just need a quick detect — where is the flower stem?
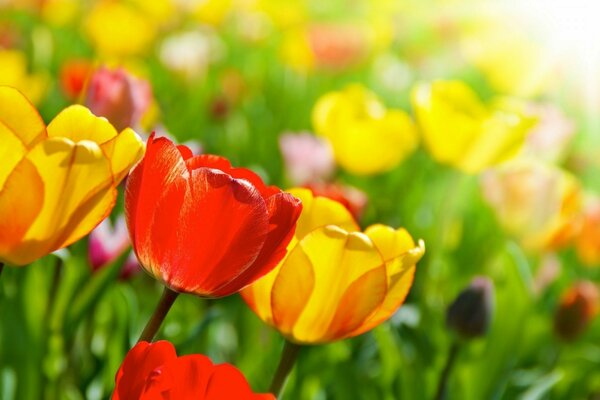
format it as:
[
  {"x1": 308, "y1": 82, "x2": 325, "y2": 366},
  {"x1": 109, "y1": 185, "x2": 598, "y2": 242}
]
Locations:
[
  {"x1": 269, "y1": 339, "x2": 301, "y2": 398},
  {"x1": 434, "y1": 341, "x2": 460, "y2": 400},
  {"x1": 137, "y1": 287, "x2": 179, "y2": 343},
  {"x1": 0, "y1": 262, "x2": 4, "y2": 279}
]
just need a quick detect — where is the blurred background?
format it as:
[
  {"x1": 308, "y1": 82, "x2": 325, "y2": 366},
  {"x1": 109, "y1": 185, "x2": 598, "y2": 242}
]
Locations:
[{"x1": 1, "y1": 0, "x2": 600, "y2": 399}]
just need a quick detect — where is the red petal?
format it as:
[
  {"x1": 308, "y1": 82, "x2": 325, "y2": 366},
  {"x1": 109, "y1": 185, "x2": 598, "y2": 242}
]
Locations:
[
  {"x1": 158, "y1": 168, "x2": 270, "y2": 296},
  {"x1": 125, "y1": 134, "x2": 187, "y2": 270},
  {"x1": 185, "y1": 154, "x2": 232, "y2": 171},
  {"x1": 205, "y1": 364, "x2": 272, "y2": 400},
  {"x1": 113, "y1": 341, "x2": 177, "y2": 400},
  {"x1": 177, "y1": 144, "x2": 194, "y2": 160},
  {"x1": 143, "y1": 354, "x2": 214, "y2": 398},
  {"x1": 212, "y1": 192, "x2": 302, "y2": 296}
]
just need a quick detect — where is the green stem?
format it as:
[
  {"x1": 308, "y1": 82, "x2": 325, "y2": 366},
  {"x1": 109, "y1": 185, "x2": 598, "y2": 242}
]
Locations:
[
  {"x1": 137, "y1": 287, "x2": 179, "y2": 343},
  {"x1": 434, "y1": 341, "x2": 460, "y2": 400},
  {"x1": 269, "y1": 339, "x2": 302, "y2": 398}
]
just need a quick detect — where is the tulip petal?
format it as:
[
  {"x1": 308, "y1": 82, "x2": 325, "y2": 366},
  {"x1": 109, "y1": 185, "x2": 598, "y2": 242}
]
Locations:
[
  {"x1": 100, "y1": 127, "x2": 145, "y2": 182},
  {"x1": 242, "y1": 188, "x2": 357, "y2": 325},
  {"x1": 326, "y1": 266, "x2": 387, "y2": 341},
  {"x1": 0, "y1": 86, "x2": 46, "y2": 148},
  {"x1": 0, "y1": 159, "x2": 43, "y2": 265},
  {"x1": 0, "y1": 120, "x2": 27, "y2": 190},
  {"x1": 213, "y1": 192, "x2": 301, "y2": 296},
  {"x1": 114, "y1": 341, "x2": 177, "y2": 400},
  {"x1": 206, "y1": 364, "x2": 273, "y2": 400},
  {"x1": 8, "y1": 138, "x2": 113, "y2": 263},
  {"x1": 349, "y1": 225, "x2": 425, "y2": 336},
  {"x1": 161, "y1": 168, "x2": 269, "y2": 296},
  {"x1": 275, "y1": 226, "x2": 385, "y2": 343},
  {"x1": 269, "y1": 237, "x2": 315, "y2": 337},
  {"x1": 125, "y1": 134, "x2": 188, "y2": 261},
  {"x1": 144, "y1": 354, "x2": 213, "y2": 398},
  {"x1": 47, "y1": 104, "x2": 117, "y2": 144},
  {"x1": 288, "y1": 188, "x2": 359, "y2": 239}
]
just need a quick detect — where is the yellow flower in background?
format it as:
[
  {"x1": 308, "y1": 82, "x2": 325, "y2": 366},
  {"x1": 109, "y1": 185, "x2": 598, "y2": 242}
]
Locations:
[
  {"x1": 0, "y1": 50, "x2": 48, "y2": 105},
  {"x1": 411, "y1": 80, "x2": 537, "y2": 174},
  {"x1": 85, "y1": 1, "x2": 156, "y2": 58},
  {"x1": 461, "y1": 18, "x2": 555, "y2": 98},
  {"x1": 481, "y1": 159, "x2": 581, "y2": 252},
  {"x1": 40, "y1": 0, "x2": 80, "y2": 26},
  {"x1": 313, "y1": 85, "x2": 418, "y2": 175},
  {"x1": 242, "y1": 188, "x2": 424, "y2": 344},
  {"x1": 0, "y1": 86, "x2": 144, "y2": 266},
  {"x1": 279, "y1": 27, "x2": 315, "y2": 73},
  {"x1": 191, "y1": 0, "x2": 233, "y2": 26}
]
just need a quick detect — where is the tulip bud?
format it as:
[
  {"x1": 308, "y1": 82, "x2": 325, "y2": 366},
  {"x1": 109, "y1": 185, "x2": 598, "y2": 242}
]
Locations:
[
  {"x1": 88, "y1": 217, "x2": 140, "y2": 279},
  {"x1": 554, "y1": 281, "x2": 599, "y2": 341},
  {"x1": 60, "y1": 59, "x2": 93, "y2": 99},
  {"x1": 279, "y1": 132, "x2": 335, "y2": 186},
  {"x1": 85, "y1": 66, "x2": 152, "y2": 131},
  {"x1": 446, "y1": 276, "x2": 494, "y2": 339}
]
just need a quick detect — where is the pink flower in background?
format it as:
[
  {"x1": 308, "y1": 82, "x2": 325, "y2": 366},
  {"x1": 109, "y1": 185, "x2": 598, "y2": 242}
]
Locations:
[
  {"x1": 525, "y1": 104, "x2": 576, "y2": 163},
  {"x1": 89, "y1": 217, "x2": 140, "y2": 279},
  {"x1": 85, "y1": 66, "x2": 152, "y2": 131},
  {"x1": 279, "y1": 132, "x2": 335, "y2": 185}
]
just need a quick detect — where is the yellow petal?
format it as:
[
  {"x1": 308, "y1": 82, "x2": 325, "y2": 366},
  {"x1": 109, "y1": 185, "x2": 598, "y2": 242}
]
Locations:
[
  {"x1": 0, "y1": 121, "x2": 27, "y2": 190},
  {"x1": 18, "y1": 137, "x2": 115, "y2": 260},
  {"x1": 350, "y1": 225, "x2": 425, "y2": 336},
  {"x1": 273, "y1": 226, "x2": 386, "y2": 344},
  {"x1": 0, "y1": 86, "x2": 46, "y2": 148},
  {"x1": 242, "y1": 188, "x2": 358, "y2": 325},
  {"x1": 332, "y1": 110, "x2": 417, "y2": 175},
  {"x1": 288, "y1": 187, "x2": 359, "y2": 239},
  {"x1": 0, "y1": 159, "x2": 44, "y2": 265},
  {"x1": 412, "y1": 80, "x2": 486, "y2": 166},
  {"x1": 47, "y1": 105, "x2": 117, "y2": 144},
  {"x1": 100, "y1": 127, "x2": 145, "y2": 183}
]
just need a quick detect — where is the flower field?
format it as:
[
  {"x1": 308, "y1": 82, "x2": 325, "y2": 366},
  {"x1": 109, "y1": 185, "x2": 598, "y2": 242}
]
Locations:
[{"x1": 1, "y1": 0, "x2": 600, "y2": 399}]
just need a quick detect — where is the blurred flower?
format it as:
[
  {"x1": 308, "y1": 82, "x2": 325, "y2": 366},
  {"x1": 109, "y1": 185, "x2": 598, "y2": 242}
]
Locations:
[
  {"x1": 190, "y1": 0, "x2": 233, "y2": 26},
  {"x1": 446, "y1": 276, "x2": 494, "y2": 340},
  {"x1": 533, "y1": 253, "x2": 561, "y2": 295},
  {"x1": 460, "y1": 17, "x2": 555, "y2": 98},
  {"x1": 0, "y1": 49, "x2": 47, "y2": 104},
  {"x1": 554, "y1": 281, "x2": 599, "y2": 341},
  {"x1": 308, "y1": 23, "x2": 367, "y2": 70},
  {"x1": 113, "y1": 341, "x2": 274, "y2": 399},
  {"x1": 85, "y1": 66, "x2": 152, "y2": 131},
  {"x1": 125, "y1": 134, "x2": 302, "y2": 297},
  {"x1": 313, "y1": 84, "x2": 418, "y2": 175},
  {"x1": 304, "y1": 182, "x2": 367, "y2": 221},
  {"x1": 524, "y1": 104, "x2": 576, "y2": 163},
  {"x1": 40, "y1": 0, "x2": 80, "y2": 26},
  {"x1": 59, "y1": 59, "x2": 93, "y2": 100},
  {"x1": 279, "y1": 132, "x2": 335, "y2": 185},
  {"x1": 88, "y1": 217, "x2": 140, "y2": 279},
  {"x1": 85, "y1": 1, "x2": 156, "y2": 58},
  {"x1": 481, "y1": 160, "x2": 582, "y2": 251},
  {"x1": 412, "y1": 80, "x2": 537, "y2": 174},
  {"x1": 159, "y1": 28, "x2": 225, "y2": 81},
  {"x1": 0, "y1": 86, "x2": 144, "y2": 266},
  {"x1": 573, "y1": 197, "x2": 600, "y2": 267},
  {"x1": 242, "y1": 188, "x2": 424, "y2": 344}
]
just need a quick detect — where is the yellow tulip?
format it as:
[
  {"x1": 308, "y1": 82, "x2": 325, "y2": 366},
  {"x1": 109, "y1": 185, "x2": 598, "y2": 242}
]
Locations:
[
  {"x1": 0, "y1": 50, "x2": 48, "y2": 105},
  {"x1": 0, "y1": 86, "x2": 144, "y2": 266},
  {"x1": 242, "y1": 188, "x2": 424, "y2": 344},
  {"x1": 85, "y1": 1, "x2": 156, "y2": 58},
  {"x1": 411, "y1": 80, "x2": 537, "y2": 174},
  {"x1": 313, "y1": 85, "x2": 418, "y2": 175}
]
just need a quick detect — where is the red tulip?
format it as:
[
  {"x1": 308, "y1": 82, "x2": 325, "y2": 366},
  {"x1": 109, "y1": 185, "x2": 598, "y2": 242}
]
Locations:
[
  {"x1": 114, "y1": 341, "x2": 274, "y2": 400},
  {"x1": 125, "y1": 134, "x2": 302, "y2": 297}
]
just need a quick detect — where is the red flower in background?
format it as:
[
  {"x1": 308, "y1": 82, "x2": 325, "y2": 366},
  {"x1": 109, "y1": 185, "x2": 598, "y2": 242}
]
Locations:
[
  {"x1": 114, "y1": 341, "x2": 274, "y2": 400},
  {"x1": 125, "y1": 134, "x2": 302, "y2": 297},
  {"x1": 59, "y1": 59, "x2": 93, "y2": 99}
]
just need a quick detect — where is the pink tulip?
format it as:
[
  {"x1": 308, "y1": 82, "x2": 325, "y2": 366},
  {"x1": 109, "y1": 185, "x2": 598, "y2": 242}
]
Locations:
[
  {"x1": 85, "y1": 66, "x2": 152, "y2": 131},
  {"x1": 279, "y1": 132, "x2": 335, "y2": 185}
]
